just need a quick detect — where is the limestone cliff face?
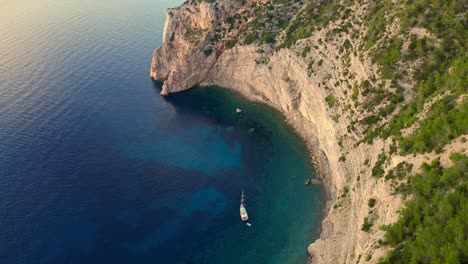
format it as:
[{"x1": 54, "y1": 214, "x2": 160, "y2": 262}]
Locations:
[
  {"x1": 200, "y1": 45, "x2": 402, "y2": 264},
  {"x1": 150, "y1": 1, "x2": 467, "y2": 263},
  {"x1": 151, "y1": 0, "x2": 249, "y2": 94},
  {"x1": 150, "y1": 1, "x2": 400, "y2": 263},
  {"x1": 151, "y1": 3, "x2": 213, "y2": 94}
]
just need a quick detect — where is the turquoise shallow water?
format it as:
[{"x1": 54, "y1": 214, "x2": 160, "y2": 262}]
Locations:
[
  {"x1": 0, "y1": 0, "x2": 324, "y2": 263},
  {"x1": 163, "y1": 88, "x2": 325, "y2": 264}
]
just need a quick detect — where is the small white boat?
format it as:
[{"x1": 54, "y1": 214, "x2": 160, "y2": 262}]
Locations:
[{"x1": 240, "y1": 189, "x2": 249, "y2": 221}]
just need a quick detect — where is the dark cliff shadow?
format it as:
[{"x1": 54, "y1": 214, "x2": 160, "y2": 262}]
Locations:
[{"x1": 150, "y1": 80, "x2": 273, "y2": 151}]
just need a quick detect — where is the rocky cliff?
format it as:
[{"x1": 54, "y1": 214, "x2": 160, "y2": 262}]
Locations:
[{"x1": 151, "y1": 0, "x2": 467, "y2": 263}]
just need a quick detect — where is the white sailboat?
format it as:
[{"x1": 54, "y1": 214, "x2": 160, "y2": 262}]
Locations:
[{"x1": 240, "y1": 189, "x2": 249, "y2": 221}]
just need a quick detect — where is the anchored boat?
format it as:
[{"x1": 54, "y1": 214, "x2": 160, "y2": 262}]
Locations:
[{"x1": 240, "y1": 189, "x2": 249, "y2": 221}]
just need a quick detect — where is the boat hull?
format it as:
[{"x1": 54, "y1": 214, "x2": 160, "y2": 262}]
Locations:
[{"x1": 240, "y1": 205, "x2": 249, "y2": 221}]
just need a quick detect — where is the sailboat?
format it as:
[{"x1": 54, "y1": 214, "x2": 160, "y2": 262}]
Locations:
[{"x1": 240, "y1": 189, "x2": 249, "y2": 221}]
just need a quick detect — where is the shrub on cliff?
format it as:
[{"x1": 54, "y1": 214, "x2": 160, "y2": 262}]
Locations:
[
  {"x1": 325, "y1": 95, "x2": 336, "y2": 108},
  {"x1": 261, "y1": 31, "x2": 275, "y2": 43},
  {"x1": 380, "y1": 153, "x2": 468, "y2": 263},
  {"x1": 362, "y1": 0, "x2": 467, "y2": 155},
  {"x1": 225, "y1": 39, "x2": 237, "y2": 49},
  {"x1": 203, "y1": 47, "x2": 213, "y2": 57}
]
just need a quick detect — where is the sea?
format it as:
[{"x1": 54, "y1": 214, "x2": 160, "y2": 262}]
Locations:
[{"x1": 0, "y1": 0, "x2": 324, "y2": 263}]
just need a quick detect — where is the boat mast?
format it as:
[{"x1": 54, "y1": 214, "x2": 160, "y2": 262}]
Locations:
[{"x1": 241, "y1": 189, "x2": 245, "y2": 205}]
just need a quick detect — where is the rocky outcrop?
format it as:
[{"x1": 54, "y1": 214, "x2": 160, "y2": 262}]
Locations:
[
  {"x1": 150, "y1": 0, "x2": 249, "y2": 94},
  {"x1": 150, "y1": 1, "x2": 467, "y2": 263},
  {"x1": 151, "y1": 3, "x2": 216, "y2": 94}
]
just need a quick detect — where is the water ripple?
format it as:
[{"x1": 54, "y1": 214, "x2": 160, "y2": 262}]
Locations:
[{"x1": 0, "y1": 1, "x2": 323, "y2": 264}]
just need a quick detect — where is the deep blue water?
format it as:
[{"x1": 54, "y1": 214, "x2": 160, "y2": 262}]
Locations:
[{"x1": 0, "y1": 0, "x2": 324, "y2": 263}]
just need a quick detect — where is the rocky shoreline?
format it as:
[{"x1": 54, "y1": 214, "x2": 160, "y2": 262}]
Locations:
[{"x1": 150, "y1": 1, "x2": 405, "y2": 263}]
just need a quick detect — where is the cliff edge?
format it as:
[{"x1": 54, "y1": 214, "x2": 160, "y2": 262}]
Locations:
[{"x1": 151, "y1": 0, "x2": 467, "y2": 263}]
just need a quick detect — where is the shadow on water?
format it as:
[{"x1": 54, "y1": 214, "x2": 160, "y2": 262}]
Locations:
[{"x1": 152, "y1": 81, "x2": 274, "y2": 143}]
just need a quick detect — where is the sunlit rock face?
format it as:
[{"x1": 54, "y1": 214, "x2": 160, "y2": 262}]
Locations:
[{"x1": 149, "y1": 1, "x2": 448, "y2": 263}]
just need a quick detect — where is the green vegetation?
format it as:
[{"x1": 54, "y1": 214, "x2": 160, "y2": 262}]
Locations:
[
  {"x1": 384, "y1": 162, "x2": 413, "y2": 181},
  {"x1": 261, "y1": 31, "x2": 275, "y2": 43},
  {"x1": 332, "y1": 114, "x2": 340, "y2": 123},
  {"x1": 307, "y1": 58, "x2": 315, "y2": 75},
  {"x1": 325, "y1": 94, "x2": 336, "y2": 108},
  {"x1": 362, "y1": 0, "x2": 467, "y2": 155},
  {"x1": 184, "y1": 28, "x2": 207, "y2": 45},
  {"x1": 343, "y1": 39, "x2": 352, "y2": 50},
  {"x1": 373, "y1": 38, "x2": 402, "y2": 79},
  {"x1": 281, "y1": 0, "x2": 341, "y2": 47},
  {"x1": 237, "y1": 0, "x2": 304, "y2": 46},
  {"x1": 203, "y1": 47, "x2": 213, "y2": 56},
  {"x1": 351, "y1": 81, "x2": 359, "y2": 101},
  {"x1": 380, "y1": 154, "x2": 468, "y2": 263},
  {"x1": 255, "y1": 58, "x2": 270, "y2": 65},
  {"x1": 371, "y1": 153, "x2": 387, "y2": 178},
  {"x1": 243, "y1": 33, "x2": 258, "y2": 45},
  {"x1": 368, "y1": 198, "x2": 376, "y2": 208},
  {"x1": 361, "y1": 216, "x2": 373, "y2": 232},
  {"x1": 398, "y1": 96, "x2": 468, "y2": 154},
  {"x1": 341, "y1": 186, "x2": 350, "y2": 198},
  {"x1": 301, "y1": 45, "x2": 311, "y2": 58},
  {"x1": 225, "y1": 39, "x2": 237, "y2": 49},
  {"x1": 363, "y1": 1, "x2": 394, "y2": 49}
]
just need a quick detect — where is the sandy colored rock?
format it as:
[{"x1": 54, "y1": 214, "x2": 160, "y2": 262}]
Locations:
[{"x1": 149, "y1": 1, "x2": 465, "y2": 263}]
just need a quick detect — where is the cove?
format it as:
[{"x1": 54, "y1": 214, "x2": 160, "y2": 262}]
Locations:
[{"x1": 156, "y1": 85, "x2": 325, "y2": 263}]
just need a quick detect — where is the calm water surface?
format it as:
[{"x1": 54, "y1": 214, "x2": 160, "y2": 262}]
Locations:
[{"x1": 0, "y1": 0, "x2": 324, "y2": 263}]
